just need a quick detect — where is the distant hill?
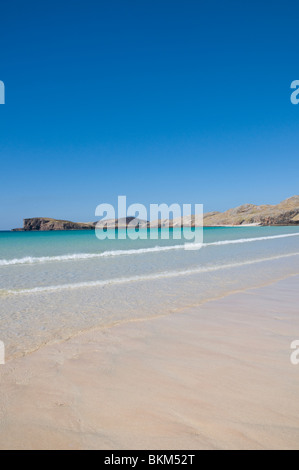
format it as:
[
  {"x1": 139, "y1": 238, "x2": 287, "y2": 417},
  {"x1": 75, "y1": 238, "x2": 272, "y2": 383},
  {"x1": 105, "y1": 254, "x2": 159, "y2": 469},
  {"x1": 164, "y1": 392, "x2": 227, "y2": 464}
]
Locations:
[
  {"x1": 12, "y1": 196, "x2": 299, "y2": 231},
  {"x1": 203, "y1": 196, "x2": 299, "y2": 226}
]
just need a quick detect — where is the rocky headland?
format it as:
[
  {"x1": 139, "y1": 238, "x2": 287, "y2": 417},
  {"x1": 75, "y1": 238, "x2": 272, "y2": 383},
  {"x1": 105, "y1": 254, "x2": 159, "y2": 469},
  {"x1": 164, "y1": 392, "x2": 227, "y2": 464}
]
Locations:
[{"x1": 12, "y1": 196, "x2": 299, "y2": 231}]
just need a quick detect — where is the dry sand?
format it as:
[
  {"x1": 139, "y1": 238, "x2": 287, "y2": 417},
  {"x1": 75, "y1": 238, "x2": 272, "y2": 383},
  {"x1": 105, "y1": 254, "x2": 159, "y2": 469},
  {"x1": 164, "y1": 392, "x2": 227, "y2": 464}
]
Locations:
[{"x1": 0, "y1": 275, "x2": 299, "y2": 450}]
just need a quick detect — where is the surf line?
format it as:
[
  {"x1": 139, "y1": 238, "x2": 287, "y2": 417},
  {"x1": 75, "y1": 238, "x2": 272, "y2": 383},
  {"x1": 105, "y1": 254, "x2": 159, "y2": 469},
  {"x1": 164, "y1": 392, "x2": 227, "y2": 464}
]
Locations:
[
  {"x1": 1, "y1": 233, "x2": 299, "y2": 267},
  {"x1": 5, "y1": 251, "x2": 299, "y2": 296}
]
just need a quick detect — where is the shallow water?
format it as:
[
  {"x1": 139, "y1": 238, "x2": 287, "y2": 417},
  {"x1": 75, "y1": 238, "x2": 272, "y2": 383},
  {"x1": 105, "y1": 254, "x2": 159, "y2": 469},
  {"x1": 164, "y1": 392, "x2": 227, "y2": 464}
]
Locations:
[{"x1": 0, "y1": 226, "x2": 299, "y2": 358}]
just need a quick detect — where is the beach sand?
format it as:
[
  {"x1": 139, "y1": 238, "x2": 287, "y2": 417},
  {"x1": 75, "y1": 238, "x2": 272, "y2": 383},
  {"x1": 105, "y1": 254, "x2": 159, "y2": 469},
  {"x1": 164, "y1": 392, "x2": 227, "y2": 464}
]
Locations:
[{"x1": 0, "y1": 275, "x2": 299, "y2": 450}]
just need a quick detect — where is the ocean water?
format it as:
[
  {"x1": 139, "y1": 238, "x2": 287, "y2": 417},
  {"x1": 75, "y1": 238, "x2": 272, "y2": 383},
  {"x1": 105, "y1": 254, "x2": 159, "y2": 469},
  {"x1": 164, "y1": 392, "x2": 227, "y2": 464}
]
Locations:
[{"x1": 0, "y1": 226, "x2": 299, "y2": 359}]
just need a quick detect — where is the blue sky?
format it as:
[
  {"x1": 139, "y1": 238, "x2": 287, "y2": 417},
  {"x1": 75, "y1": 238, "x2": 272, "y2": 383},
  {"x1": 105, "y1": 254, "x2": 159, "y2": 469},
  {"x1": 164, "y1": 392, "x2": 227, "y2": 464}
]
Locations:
[{"x1": 0, "y1": 0, "x2": 299, "y2": 229}]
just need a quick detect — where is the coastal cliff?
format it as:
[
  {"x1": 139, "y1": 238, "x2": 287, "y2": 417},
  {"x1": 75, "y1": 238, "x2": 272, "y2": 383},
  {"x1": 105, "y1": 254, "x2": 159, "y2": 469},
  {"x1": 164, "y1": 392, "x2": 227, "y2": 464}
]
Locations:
[
  {"x1": 12, "y1": 196, "x2": 299, "y2": 231},
  {"x1": 12, "y1": 217, "x2": 148, "y2": 231},
  {"x1": 20, "y1": 218, "x2": 95, "y2": 231}
]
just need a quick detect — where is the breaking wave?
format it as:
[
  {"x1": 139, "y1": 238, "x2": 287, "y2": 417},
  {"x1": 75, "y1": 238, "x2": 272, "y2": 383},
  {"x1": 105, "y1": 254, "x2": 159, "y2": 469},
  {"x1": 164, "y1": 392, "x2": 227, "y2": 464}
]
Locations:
[
  {"x1": 4, "y1": 251, "x2": 299, "y2": 296},
  {"x1": 0, "y1": 232, "x2": 298, "y2": 267}
]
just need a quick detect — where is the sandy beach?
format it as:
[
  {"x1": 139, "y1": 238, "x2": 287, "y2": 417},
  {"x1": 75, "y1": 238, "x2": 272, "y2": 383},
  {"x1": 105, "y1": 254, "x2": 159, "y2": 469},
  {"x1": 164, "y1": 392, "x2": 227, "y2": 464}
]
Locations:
[
  {"x1": 2, "y1": 0, "x2": 299, "y2": 453},
  {"x1": 0, "y1": 275, "x2": 299, "y2": 450}
]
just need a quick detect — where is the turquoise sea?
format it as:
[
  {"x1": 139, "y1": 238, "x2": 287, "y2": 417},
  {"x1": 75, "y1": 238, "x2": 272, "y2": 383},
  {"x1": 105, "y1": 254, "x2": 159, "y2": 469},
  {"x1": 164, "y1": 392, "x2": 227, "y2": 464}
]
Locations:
[{"x1": 0, "y1": 226, "x2": 299, "y2": 359}]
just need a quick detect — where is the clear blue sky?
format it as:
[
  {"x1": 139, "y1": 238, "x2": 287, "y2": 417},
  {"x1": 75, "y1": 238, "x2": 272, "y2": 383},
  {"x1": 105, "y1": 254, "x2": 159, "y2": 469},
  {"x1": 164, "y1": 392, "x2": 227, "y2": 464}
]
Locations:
[{"x1": 0, "y1": 0, "x2": 299, "y2": 229}]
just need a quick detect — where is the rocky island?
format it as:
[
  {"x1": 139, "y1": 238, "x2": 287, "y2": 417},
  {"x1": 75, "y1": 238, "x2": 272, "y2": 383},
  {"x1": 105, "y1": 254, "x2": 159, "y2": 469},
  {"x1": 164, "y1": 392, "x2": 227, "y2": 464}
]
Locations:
[{"x1": 12, "y1": 216, "x2": 148, "y2": 231}]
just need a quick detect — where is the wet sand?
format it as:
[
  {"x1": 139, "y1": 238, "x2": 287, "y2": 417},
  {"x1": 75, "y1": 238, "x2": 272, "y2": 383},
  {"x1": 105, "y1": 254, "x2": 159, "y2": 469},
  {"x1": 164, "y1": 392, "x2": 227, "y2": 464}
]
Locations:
[{"x1": 0, "y1": 275, "x2": 299, "y2": 449}]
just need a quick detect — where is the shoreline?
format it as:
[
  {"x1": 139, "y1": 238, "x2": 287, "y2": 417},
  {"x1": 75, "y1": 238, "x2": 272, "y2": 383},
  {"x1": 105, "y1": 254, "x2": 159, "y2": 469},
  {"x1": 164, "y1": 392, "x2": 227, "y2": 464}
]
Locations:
[
  {"x1": 1, "y1": 275, "x2": 299, "y2": 449},
  {"x1": 3, "y1": 269, "x2": 299, "y2": 363},
  {"x1": 8, "y1": 223, "x2": 299, "y2": 232}
]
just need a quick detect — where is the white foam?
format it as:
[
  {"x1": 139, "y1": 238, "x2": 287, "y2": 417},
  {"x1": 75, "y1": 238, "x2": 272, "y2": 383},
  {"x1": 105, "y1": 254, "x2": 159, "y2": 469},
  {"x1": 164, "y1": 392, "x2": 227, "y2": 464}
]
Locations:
[
  {"x1": 0, "y1": 232, "x2": 298, "y2": 266},
  {"x1": 0, "y1": 253, "x2": 103, "y2": 266},
  {"x1": 6, "y1": 251, "x2": 299, "y2": 296},
  {"x1": 205, "y1": 233, "x2": 299, "y2": 246}
]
